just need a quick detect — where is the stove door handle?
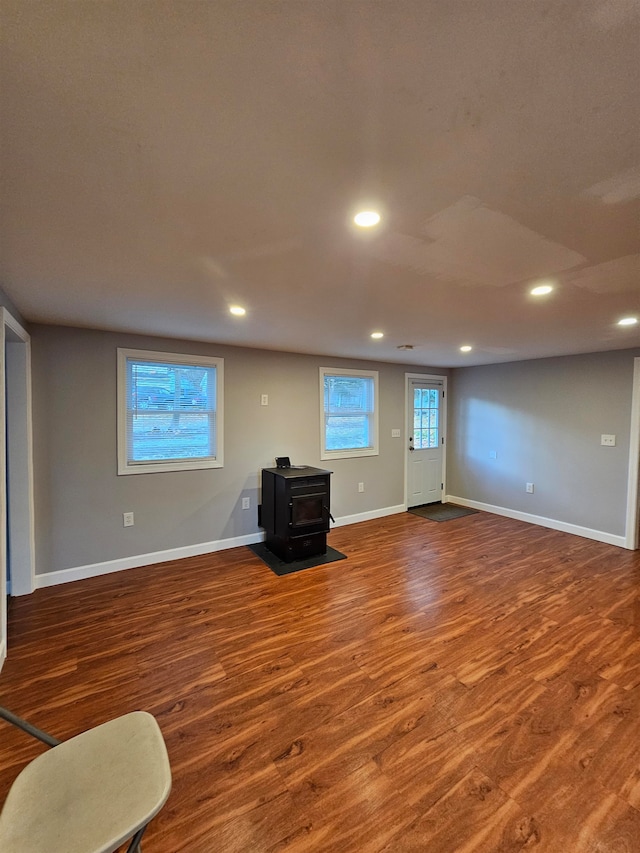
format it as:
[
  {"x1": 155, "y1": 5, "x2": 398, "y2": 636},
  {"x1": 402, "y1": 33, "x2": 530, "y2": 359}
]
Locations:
[{"x1": 324, "y1": 505, "x2": 335, "y2": 524}]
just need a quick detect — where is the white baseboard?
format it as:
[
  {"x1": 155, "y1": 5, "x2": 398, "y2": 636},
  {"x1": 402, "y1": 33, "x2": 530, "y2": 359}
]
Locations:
[
  {"x1": 446, "y1": 495, "x2": 627, "y2": 549},
  {"x1": 35, "y1": 531, "x2": 266, "y2": 589},
  {"x1": 31, "y1": 496, "x2": 628, "y2": 589},
  {"x1": 332, "y1": 504, "x2": 406, "y2": 528},
  {"x1": 34, "y1": 504, "x2": 407, "y2": 589}
]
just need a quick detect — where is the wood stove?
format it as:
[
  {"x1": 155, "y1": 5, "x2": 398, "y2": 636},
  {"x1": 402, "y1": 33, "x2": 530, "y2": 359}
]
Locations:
[{"x1": 260, "y1": 466, "x2": 332, "y2": 562}]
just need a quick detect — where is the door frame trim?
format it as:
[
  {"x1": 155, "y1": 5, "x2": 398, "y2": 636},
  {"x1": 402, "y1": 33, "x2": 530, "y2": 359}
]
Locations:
[
  {"x1": 1, "y1": 309, "x2": 35, "y2": 671},
  {"x1": 2, "y1": 311, "x2": 35, "y2": 596},
  {"x1": 404, "y1": 373, "x2": 448, "y2": 509},
  {"x1": 625, "y1": 356, "x2": 640, "y2": 549}
]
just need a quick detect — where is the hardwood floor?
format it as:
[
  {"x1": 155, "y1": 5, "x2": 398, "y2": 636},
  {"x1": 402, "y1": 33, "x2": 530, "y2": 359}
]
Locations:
[{"x1": 1, "y1": 511, "x2": 639, "y2": 852}]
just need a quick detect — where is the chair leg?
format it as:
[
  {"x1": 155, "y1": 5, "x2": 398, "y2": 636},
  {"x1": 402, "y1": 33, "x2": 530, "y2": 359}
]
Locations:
[
  {"x1": 126, "y1": 825, "x2": 147, "y2": 853},
  {"x1": 0, "y1": 706, "x2": 61, "y2": 747}
]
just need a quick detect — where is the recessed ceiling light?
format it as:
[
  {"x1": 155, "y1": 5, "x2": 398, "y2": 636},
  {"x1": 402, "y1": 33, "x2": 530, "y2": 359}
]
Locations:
[
  {"x1": 530, "y1": 283, "x2": 554, "y2": 296},
  {"x1": 354, "y1": 210, "x2": 381, "y2": 227},
  {"x1": 370, "y1": 331, "x2": 384, "y2": 339},
  {"x1": 618, "y1": 316, "x2": 638, "y2": 326},
  {"x1": 229, "y1": 305, "x2": 246, "y2": 316},
  {"x1": 460, "y1": 345, "x2": 472, "y2": 353}
]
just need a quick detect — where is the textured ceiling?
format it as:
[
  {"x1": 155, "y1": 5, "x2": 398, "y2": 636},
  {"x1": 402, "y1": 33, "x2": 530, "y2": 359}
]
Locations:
[{"x1": 1, "y1": 0, "x2": 639, "y2": 366}]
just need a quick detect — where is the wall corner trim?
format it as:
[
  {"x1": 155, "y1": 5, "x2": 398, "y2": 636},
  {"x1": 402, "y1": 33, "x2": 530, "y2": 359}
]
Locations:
[
  {"x1": 34, "y1": 504, "x2": 407, "y2": 589},
  {"x1": 445, "y1": 495, "x2": 628, "y2": 550}
]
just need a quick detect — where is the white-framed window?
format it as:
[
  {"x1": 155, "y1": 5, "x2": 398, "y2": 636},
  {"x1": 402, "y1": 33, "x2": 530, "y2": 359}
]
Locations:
[
  {"x1": 320, "y1": 367, "x2": 379, "y2": 460},
  {"x1": 117, "y1": 348, "x2": 223, "y2": 475}
]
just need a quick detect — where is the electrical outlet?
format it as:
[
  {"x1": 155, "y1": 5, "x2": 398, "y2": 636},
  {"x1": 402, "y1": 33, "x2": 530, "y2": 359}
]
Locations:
[
  {"x1": 358, "y1": 482, "x2": 364, "y2": 493},
  {"x1": 601, "y1": 434, "x2": 616, "y2": 446},
  {"x1": 123, "y1": 512, "x2": 134, "y2": 527},
  {"x1": 261, "y1": 394, "x2": 268, "y2": 406},
  {"x1": 391, "y1": 429, "x2": 401, "y2": 438},
  {"x1": 242, "y1": 497, "x2": 251, "y2": 510},
  {"x1": 526, "y1": 483, "x2": 534, "y2": 494},
  {"x1": 489, "y1": 450, "x2": 497, "y2": 459}
]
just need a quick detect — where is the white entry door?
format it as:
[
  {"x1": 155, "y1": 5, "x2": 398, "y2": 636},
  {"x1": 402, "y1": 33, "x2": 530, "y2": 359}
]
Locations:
[{"x1": 406, "y1": 378, "x2": 444, "y2": 508}]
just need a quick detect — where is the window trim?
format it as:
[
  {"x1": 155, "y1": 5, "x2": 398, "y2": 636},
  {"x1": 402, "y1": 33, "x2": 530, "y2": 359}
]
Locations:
[
  {"x1": 319, "y1": 366, "x2": 379, "y2": 460},
  {"x1": 117, "y1": 348, "x2": 224, "y2": 475}
]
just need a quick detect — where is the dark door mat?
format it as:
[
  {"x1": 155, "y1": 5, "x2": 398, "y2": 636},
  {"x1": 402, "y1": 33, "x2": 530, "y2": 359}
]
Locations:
[
  {"x1": 408, "y1": 502, "x2": 479, "y2": 522},
  {"x1": 247, "y1": 542, "x2": 348, "y2": 576}
]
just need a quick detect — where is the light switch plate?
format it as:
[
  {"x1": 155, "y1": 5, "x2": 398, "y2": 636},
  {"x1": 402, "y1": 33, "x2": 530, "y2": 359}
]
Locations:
[
  {"x1": 601, "y1": 434, "x2": 616, "y2": 446},
  {"x1": 392, "y1": 429, "x2": 401, "y2": 438}
]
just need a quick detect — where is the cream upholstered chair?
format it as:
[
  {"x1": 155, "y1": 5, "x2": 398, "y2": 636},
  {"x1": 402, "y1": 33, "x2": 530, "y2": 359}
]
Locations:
[{"x1": 0, "y1": 706, "x2": 171, "y2": 853}]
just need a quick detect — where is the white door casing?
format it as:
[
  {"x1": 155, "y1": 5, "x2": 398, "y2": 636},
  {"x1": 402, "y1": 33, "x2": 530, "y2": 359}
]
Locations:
[
  {"x1": 1, "y1": 309, "x2": 35, "y2": 672},
  {"x1": 405, "y1": 374, "x2": 446, "y2": 509},
  {"x1": 625, "y1": 356, "x2": 640, "y2": 549}
]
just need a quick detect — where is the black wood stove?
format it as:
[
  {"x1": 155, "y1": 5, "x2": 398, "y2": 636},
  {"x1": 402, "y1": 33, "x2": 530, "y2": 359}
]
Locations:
[{"x1": 260, "y1": 465, "x2": 333, "y2": 562}]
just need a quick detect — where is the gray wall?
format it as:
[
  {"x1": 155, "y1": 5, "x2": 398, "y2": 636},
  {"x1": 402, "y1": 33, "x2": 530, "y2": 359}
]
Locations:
[
  {"x1": 448, "y1": 349, "x2": 640, "y2": 536},
  {"x1": 31, "y1": 324, "x2": 448, "y2": 575}
]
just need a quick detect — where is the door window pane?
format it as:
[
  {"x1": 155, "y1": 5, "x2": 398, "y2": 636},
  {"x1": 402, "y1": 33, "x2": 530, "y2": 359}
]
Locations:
[{"x1": 413, "y1": 386, "x2": 440, "y2": 448}]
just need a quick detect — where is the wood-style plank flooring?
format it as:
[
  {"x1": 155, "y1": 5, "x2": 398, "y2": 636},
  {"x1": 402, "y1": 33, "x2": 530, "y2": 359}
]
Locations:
[{"x1": 1, "y1": 511, "x2": 639, "y2": 852}]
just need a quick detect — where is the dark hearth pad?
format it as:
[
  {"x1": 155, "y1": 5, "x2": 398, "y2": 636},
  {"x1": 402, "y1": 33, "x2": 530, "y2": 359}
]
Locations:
[{"x1": 248, "y1": 542, "x2": 347, "y2": 576}]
